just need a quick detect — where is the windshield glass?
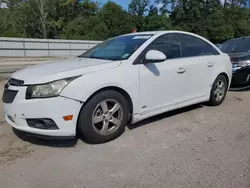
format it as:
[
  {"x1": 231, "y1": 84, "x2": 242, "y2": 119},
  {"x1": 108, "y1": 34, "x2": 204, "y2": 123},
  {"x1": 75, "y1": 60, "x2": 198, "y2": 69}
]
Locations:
[
  {"x1": 78, "y1": 34, "x2": 153, "y2": 61},
  {"x1": 219, "y1": 38, "x2": 250, "y2": 53}
]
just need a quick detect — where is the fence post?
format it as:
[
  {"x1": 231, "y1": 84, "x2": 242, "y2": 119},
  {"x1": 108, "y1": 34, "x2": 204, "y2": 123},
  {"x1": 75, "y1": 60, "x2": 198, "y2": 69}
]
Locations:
[
  {"x1": 47, "y1": 40, "x2": 50, "y2": 56},
  {"x1": 69, "y1": 42, "x2": 71, "y2": 56},
  {"x1": 88, "y1": 37, "x2": 90, "y2": 49},
  {"x1": 22, "y1": 38, "x2": 26, "y2": 57}
]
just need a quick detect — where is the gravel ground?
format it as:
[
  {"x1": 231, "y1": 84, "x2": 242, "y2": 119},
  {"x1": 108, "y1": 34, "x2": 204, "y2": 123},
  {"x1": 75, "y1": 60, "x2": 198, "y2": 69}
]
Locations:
[{"x1": 0, "y1": 81, "x2": 249, "y2": 188}]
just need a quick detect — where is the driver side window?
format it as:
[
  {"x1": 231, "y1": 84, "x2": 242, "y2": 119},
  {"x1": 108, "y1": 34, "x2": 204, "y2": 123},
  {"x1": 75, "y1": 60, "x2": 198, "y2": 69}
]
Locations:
[{"x1": 147, "y1": 34, "x2": 181, "y2": 59}]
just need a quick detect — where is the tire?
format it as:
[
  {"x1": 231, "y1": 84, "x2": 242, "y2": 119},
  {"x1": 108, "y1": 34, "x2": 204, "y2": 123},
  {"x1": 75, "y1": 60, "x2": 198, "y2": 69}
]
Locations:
[
  {"x1": 208, "y1": 74, "x2": 228, "y2": 106},
  {"x1": 78, "y1": 90, "x2": 129, "y2": 144}
]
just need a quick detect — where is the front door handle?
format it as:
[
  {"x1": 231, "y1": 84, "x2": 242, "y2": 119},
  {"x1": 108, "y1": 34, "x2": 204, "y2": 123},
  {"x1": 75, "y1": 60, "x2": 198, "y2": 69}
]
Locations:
[
  {"x1": 177, "y1": 67, "x2": 186, "y2": 74},
  {"x1": 207, "y1": 62, "x2": 214, "y2": 67}
]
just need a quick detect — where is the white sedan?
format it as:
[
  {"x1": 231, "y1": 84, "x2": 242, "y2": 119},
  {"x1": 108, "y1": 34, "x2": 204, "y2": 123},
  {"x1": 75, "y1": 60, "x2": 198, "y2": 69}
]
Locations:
[{"x1": 3, "y1": 31, "x2": 232, "y2": 143}]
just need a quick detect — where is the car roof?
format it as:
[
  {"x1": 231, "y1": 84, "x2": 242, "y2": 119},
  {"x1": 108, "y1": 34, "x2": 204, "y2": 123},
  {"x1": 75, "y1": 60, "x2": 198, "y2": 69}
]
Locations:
[
  {"x1": 235, "y1": 36, "x2": 250, "y2": 39},
  {"x1": 224, "y1": 36, "x2": 250, "y2": 43},
  {"x1": 120, "y1": 30, "x2": 219, "y2": 51},
  {"x1": 122, "y1": 30, "x2": 198, "y2": 36}
]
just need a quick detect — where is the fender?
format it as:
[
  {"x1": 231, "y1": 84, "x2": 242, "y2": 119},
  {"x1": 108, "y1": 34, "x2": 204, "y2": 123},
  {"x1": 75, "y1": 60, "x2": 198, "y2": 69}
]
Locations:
[{"x1": 60, "y1": 62, "x2": 141, "y2": 115}]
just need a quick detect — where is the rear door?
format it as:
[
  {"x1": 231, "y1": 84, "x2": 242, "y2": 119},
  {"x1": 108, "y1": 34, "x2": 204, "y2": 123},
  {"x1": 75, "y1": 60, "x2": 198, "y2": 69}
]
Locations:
[{"x1": 177, "y1": 33, "x2": 220, "y2": 100}]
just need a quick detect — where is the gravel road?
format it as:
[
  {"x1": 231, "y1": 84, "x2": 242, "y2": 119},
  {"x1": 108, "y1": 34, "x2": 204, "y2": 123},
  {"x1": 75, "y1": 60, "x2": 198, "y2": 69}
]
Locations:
[{"x1": 0, "y1": 81, "x2": 249, "y2": 188}]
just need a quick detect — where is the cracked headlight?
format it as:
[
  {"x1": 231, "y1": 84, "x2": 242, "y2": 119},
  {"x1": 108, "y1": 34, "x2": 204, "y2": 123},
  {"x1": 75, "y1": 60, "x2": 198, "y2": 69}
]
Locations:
[{"x1": 26, "y1": 76, "x2": 79, "y2": 99}]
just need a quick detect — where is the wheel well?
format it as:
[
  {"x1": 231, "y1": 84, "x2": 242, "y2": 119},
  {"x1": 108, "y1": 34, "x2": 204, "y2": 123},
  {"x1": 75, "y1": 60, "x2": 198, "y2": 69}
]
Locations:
[
  {"x1": 218, "y1": 73, "x2": 229, "y2": 87},
  {"x1": 82, "y1": 86, "x2": 133, "y2": 121}
]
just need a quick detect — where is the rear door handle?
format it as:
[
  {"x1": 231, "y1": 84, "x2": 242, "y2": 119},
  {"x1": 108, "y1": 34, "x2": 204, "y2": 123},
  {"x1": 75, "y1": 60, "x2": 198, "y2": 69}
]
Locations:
[
  {"x1": 177, "y1": 67, "x2": 186, "y2": 74},
  {"x1": 207, "y1": 62, "x2": 214, "y2": 67}
]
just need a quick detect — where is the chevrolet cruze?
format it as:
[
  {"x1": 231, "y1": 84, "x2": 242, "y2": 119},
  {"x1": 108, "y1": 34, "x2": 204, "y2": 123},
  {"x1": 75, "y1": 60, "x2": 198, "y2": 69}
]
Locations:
[{"x1": 2, "y1": 31, "x2": 232, "y2": 143}]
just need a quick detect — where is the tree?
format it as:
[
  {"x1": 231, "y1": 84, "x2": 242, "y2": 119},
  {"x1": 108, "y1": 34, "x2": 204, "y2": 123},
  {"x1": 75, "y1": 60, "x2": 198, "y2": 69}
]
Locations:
[
  {"x1": 144, "y1": 14, "x2": 171, "y2": 31},
  {"x1": 46, "y1": 0, "x2": 97, "y2": 38},
  {"x1": 148, "y1": 4, "x2": 158, "y2": 16},
  {"x1": 0, "y1": 0, "x2": 25, "y2": 37},
  {"x1": 128, "y1": 0, "x2": 149, "y2": 31},
  {"x1": 35, "y1": 0, "x2": 49, "y2": 38},
  {"x1": 100, "y1": 1, "x2": 132, "y2": 37},
  {"x1": 62, "y1": 16, "x2": 109, "y2": 40},
  {"x1": 206, "y1": 9, "x2": 234, "y2": 43},
  {"x1": 128, "y1": 0, "x2": 149, "y2": 16},
  {"x1": 1, "y1": 0, "x2": 250, "y2": 43},
  {"x1": 224, "y1": 6, "x2": 250, "y2": 37},
  {"x1": 144, "y1": 5, "x2": 171, "y2": 31},
  {"x1": 1, "y1": 0, "x2": 22, "y2": 9}
]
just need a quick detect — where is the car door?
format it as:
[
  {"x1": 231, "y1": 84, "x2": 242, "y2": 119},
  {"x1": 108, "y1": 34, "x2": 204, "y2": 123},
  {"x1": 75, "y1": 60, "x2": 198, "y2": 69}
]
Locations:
[
  {"x1": 177, "y1": 33, "x2": 220, "y2": 100},
  {"x1": 137, "y1": 33, "x2": 187, "y2": 115}
]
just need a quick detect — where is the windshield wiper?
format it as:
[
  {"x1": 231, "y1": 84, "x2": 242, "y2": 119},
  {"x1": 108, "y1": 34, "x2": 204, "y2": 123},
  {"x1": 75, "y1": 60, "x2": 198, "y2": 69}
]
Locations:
[{"x1": 78, "y1": 56, "x2": 114, "y2": 61}]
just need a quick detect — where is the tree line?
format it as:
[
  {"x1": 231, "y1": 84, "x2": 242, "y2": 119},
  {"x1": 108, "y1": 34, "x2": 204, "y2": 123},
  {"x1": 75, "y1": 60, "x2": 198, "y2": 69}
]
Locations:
[{"x1": 1, "y1": 0, "x2": 250, "y2": 43}]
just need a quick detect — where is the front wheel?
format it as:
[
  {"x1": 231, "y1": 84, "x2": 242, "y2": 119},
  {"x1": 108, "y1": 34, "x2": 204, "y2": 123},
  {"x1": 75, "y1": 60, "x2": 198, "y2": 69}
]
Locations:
[
  {"x1": 208, "y1": 75, "x2": 228, "y2": 106},
  {"x1": 78, "y1": 90, "x2": 129, "y2": 144}
]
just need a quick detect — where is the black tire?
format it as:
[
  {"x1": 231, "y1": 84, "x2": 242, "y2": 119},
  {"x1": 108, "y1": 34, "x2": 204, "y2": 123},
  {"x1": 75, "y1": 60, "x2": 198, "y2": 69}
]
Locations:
[
  {"x1": 208, "y1": 74, "x2": 228, "y2": 106},
  {"x1": 78, "y1": 90, "x2": 129, "y2": 144}
]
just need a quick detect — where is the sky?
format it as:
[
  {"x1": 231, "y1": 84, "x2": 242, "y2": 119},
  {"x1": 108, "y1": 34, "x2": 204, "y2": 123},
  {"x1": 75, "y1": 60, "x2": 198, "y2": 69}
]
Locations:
[
  {"x1": 101, "y1": 0, "x2": 225, "y2": 10},
  {"x1": 0, "y1": 0, "x2": 144, "y2": 10},
  {"x1": 102, "y1": 0, "x2": 130, "y2": 9},
  {"x1": 0, "y1": 0, "x2": 142, "y2": 10},
  {"x1": 0, "y1": 0, "x2": 225, "y2": 9},
  {"x1": 101, "y1": 0, "x2": 157, "y2": 10}
]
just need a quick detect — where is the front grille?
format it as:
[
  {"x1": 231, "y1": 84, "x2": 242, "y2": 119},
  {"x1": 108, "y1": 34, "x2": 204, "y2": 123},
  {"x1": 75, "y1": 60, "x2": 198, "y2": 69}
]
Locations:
[
  {"x1": 2, "y1": 89, "x2": 18, "y2": 103},
  {"x1": 8, "y1": 78, "x2": 24, "y2": 86}
]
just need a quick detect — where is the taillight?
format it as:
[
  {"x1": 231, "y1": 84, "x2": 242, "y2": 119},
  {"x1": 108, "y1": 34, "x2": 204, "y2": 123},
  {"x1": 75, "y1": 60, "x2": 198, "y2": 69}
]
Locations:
[{"x1": 230, "y1": 57, "x2": 232, "y2": 64}]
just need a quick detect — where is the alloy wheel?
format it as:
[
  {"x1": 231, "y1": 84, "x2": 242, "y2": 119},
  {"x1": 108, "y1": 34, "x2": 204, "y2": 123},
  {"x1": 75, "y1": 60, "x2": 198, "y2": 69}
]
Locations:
[
  {"x1": 214, "y1": 79, "x2": 226, "y2": 102},
  {"x1": 92, "y1": 99, "x2": 123, "y2": 136}
]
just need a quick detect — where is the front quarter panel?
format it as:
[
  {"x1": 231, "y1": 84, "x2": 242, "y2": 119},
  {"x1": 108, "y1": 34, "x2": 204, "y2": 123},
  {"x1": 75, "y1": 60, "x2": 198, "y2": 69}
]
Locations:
[{"x1": 60, "y1": 60, "x2": 140, "y2": 114}]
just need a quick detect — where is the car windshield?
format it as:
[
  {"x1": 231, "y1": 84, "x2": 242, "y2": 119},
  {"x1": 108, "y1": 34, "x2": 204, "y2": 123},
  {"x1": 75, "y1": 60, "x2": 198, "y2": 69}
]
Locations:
[
  {"x1": 219, "y1": 38, "x2": 250, "y2": 53},
  {"x1": 78, "y1": 34, "x2": 153, "y2": 61}
]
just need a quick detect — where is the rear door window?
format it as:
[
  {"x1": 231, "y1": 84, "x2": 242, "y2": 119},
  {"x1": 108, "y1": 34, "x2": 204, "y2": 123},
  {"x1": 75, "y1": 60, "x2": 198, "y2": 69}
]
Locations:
[{"x1": 178, "y1": 34, "x2": 219, "y2": 58}]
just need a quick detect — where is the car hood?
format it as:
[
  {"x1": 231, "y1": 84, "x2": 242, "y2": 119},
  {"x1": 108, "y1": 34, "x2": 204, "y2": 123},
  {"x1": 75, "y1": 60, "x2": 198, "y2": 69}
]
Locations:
[
  {"x1": 227, "y1": 52, "x2": 250, "y2": 62},
  {"x1": 11, "y1": 58, "x2": 120, "y2": 84}
]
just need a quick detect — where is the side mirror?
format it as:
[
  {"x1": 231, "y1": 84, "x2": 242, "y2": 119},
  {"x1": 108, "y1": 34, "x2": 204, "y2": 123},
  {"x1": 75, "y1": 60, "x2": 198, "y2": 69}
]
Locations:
[{"x1": 145, "y1": 50, "x2": 166, "y2": 62}]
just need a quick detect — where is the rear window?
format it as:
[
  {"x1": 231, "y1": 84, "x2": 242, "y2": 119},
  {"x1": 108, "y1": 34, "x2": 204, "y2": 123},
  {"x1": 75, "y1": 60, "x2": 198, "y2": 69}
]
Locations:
[{"x1": 220, "y1": 38, "x2": 250, "y2": 53}]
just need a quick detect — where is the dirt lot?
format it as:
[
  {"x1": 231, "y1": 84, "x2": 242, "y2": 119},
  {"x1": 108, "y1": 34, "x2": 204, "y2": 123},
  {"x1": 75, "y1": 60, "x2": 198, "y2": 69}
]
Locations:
[{"x1": 0, "y1": 81, "x2": 249, "y2": 188}]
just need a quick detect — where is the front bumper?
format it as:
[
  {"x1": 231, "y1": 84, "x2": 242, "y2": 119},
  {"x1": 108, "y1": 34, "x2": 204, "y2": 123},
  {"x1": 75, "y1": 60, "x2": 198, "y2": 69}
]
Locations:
[
  {"x1": 3, "y1": 84, "x2": 83, "y2": 137},
  {"x1": 230, "y1": 66, "x2": 250, "y2": 90}
]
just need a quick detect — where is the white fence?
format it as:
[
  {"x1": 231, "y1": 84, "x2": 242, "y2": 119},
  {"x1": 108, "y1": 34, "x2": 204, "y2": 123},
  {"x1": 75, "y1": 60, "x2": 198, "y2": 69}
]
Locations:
[{"x1": 0, "y1": 37, "x2": 102, "y2": 57}]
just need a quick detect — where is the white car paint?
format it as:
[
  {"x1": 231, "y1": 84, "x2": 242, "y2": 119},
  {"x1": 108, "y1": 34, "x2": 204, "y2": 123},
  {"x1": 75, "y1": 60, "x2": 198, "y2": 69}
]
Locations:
[
  {"x1": 13, "y1": 58, "x2": 120, "y2": 84},
  {"x1": 146, "y1": 50, "x2": 166, "y2": 61},
  {"x1": 3, "y1": 31, "x2": 232, "y2": 137}
]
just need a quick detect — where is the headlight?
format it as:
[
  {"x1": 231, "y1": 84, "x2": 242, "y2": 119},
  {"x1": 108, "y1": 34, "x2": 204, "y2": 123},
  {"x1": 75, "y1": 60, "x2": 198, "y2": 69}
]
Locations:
[
  {"x1": 237, "y1": 60, "x2": 250, "y2": 67},
  {"x1": 26, "y1": 77, "x2": 79, "y2": 99}
]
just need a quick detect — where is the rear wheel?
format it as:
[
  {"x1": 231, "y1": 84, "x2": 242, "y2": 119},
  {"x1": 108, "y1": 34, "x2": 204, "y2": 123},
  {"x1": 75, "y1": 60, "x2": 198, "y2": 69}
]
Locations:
[
  {"x1": 78, "y1": 90, "x2": 129, "y2": 144},
  {"x1": 208, "y1": 75, "x2": 228, "y2": 106}
]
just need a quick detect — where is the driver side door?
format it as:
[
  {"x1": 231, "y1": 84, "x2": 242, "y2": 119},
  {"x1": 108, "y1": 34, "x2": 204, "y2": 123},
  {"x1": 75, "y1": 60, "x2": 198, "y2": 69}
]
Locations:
[{"x1": 137, "y1": 34, "x2": 188, "y2": 116}]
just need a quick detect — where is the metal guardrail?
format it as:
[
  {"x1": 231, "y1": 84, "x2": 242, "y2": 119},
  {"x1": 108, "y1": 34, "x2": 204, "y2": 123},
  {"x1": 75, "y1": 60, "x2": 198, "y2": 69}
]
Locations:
[
  {"x1": 0, "y1": 37, "x2": 102, "y2": 57},
  {"x1": 0, "y1": 48, "x2": 89, "y2": 51}
]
